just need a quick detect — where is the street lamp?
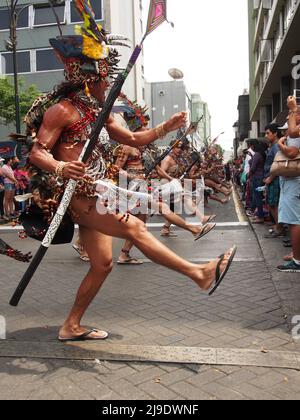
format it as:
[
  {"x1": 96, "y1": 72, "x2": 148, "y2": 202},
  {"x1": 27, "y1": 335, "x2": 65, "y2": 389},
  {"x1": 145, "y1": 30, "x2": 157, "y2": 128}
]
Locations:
[
  {"x1": 5, "y1": 1, "x2": 32, "y2": 134},
  {"x1": 232, "y1": 121, "x2": 239, "y2": 159},
  {"x1": 168, "y1": 68, "x2": 184, "y2": 80},
  {"x1": 168, "y1": 67, "x2": 191, "y2": 117}
]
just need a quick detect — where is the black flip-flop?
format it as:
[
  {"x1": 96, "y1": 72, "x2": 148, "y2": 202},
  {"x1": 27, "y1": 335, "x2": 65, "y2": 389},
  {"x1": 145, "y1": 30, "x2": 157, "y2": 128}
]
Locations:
[
  {"x1": 205, "y1": 215, "x2": 217, "y2": 224},
  {"x1": 209, "y1": 246, "x2": 237, "y2": 296},
  {"x1": 58, "y1": 329, "x2": 109, "y2": 342},
  {"x1": 72, "y1": 244, "x2": 82, "y2": 256},
  {"x1": 194, "y1": 223, "x2": 216, "y2": 242},
  {"x1": 117, "y1": 258, "x2": 144, "y2": 265}
]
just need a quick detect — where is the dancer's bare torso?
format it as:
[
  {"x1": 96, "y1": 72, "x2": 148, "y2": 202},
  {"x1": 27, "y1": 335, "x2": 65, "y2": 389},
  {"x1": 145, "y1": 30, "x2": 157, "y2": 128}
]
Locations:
[
  {"x1": 52, "y1": 101, "x2": 105, "y2": 167},
  {"x1": 30, "y1": 86, "x2": 187, "y2": 200},
  {"x1": 31, "y1": 98, "x2": 136, "y2": 181},
  {"x1": 117, "y1": 146, "x2": 144, "y2": 171}
]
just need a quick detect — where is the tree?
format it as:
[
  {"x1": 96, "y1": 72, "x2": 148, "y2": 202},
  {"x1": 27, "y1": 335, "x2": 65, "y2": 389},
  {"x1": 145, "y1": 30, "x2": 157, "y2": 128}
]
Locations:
[{"x1": 0, "y1": 77, "x2": 40, "y2": 127}]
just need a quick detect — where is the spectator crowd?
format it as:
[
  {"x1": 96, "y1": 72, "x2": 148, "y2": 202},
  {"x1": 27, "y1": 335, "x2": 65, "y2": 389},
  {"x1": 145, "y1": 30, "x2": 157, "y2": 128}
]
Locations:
[
  {"x1": 0, "y1": 156, "x2": 29, "y2": 223},
  {"x1": 234, "y1": 95, "x2": 300, "y2": 273}
]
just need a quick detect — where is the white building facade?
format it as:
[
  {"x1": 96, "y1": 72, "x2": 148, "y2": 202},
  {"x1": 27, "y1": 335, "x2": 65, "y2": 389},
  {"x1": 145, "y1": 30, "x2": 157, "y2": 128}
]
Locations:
[{"x1": 248, "y1": 0, "x2": 300, "y2": 136}]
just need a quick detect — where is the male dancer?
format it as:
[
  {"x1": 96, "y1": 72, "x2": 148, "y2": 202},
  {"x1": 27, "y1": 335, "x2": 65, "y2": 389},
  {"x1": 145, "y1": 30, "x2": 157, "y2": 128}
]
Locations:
[
  {"x1": 160, "y1": 143, "x2": 216, "y2": 236},
  {"x1": 25, "y1": 4, "x2": 236, "y2": 341},
  {"x1": 114, "y1": 95, "x2": 216, "y2": 264}
]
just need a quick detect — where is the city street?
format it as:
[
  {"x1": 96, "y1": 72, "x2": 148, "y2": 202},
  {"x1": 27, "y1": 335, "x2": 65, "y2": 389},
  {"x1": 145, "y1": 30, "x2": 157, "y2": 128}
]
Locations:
[{"x1": 0, "y1": 195, "x2": 300, "y2": 400}]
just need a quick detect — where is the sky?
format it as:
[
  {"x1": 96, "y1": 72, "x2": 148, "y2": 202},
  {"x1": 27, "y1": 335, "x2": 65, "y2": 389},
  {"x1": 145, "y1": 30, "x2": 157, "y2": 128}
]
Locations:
[{"x1": 142, "y1": 0, "x2": 249, "y2": 151}]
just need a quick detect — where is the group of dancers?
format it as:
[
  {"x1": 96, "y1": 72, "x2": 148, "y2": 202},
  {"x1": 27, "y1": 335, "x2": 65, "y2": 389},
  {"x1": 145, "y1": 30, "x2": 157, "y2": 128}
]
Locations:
[
  {"x1": 2, "y1": 1, "x2": 236, "y2": 342},
  {"x1": 71, "y1": 95, "x2": 233, "y2": 265}
]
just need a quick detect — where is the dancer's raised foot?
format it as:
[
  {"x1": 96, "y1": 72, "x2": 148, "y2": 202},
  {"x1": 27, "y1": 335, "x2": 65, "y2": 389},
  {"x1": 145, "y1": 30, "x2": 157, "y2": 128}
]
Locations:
[
  {"x1": 202, "y1": 215, "x2": 217, "y2": 225},
  {"x1": 192, "y1": 223, "x2": 216, "y2": 241},
  {"x1": 190, "y1": 246, "x2": 237, "y2": 294}
]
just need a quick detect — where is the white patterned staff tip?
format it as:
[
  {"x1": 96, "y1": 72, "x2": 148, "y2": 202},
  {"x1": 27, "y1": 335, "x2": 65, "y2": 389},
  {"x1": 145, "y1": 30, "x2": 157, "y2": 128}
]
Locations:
[{"x1": 0, "y1": 316, "x2": 6, "y2": 340}]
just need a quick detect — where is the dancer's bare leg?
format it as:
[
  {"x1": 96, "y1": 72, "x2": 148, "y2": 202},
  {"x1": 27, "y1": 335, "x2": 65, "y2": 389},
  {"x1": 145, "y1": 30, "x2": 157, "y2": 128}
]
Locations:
[
  {"x1": 205, "y1": 179, "x2": 230, "y2": 196},
  {"x1": 183, "y1": 196, "x2": 213, "y2": 225},
  {"x1": 73, "y1": 233, "x2": 89, "y2": 261},
  {"x1": 161, "y1": 219, "x2": 174, "y2": 236},
  {"x1": 118, "y1": 214, "x2": 146, "y2": 264},
  {"x1": 59, "y1": 228, "x2": 113, "y2": 340},
  {"x1": 72, "y1": 198, "x2": 233, "y2": 290},
  {"x1": 158, "y1": 201, "x2": 204, "y2": 238},
  {"x1": 210, "y1": 194, "x2": 228, "y2": 205}
]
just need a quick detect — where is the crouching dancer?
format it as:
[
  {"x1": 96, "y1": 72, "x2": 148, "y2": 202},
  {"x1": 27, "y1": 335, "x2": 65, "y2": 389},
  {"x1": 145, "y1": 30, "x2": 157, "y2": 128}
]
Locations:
[{"x1": 25, "y1": 6, "x2": 236, "y2": 342}]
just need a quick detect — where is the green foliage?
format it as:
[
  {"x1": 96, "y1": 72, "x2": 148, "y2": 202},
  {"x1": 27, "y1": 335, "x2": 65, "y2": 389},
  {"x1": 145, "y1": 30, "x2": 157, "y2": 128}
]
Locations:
[{"x1": 0, "y1": 77, "x2": 40, "y2": 125}]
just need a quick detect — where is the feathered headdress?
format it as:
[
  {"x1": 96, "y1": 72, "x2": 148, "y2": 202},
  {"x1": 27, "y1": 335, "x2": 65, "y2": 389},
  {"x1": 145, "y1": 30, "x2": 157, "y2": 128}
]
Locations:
[
  {"x1": 49, "y1": 0, "x2": 130, "y2": 83},
  {"x1": 116, "y1": 93, "x2": 150, "y2": 132}
]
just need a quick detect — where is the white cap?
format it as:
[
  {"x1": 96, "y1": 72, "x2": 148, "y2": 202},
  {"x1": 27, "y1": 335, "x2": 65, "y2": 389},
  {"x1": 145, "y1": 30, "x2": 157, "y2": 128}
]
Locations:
[
  {"x1": 278, "y1": 123, "x2": 288, "y2": 130},
  {"x1": 0, "y1": 157, "x2": 4, "y2": 162}
]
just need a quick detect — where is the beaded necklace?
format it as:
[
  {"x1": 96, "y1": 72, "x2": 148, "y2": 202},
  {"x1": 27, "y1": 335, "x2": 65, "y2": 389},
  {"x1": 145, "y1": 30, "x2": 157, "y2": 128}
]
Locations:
[{"x1": 60, "y1": 92, "x2": 98, "y2": 144}]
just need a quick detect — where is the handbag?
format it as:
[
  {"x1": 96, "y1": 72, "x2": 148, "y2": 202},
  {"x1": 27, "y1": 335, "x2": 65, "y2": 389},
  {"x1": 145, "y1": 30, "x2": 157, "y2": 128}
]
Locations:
[
  {"x1": 19, "y1": 204, "x2": 74, "y2": 245},
  {"x1": 270, "y1": 150, "x2": 300, "y2": 178}
]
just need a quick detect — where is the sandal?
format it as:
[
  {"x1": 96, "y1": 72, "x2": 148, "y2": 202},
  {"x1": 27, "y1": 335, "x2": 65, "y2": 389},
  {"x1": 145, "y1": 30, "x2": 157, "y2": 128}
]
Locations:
[
  {"x1": 160, "y1": 226, "x2": 178, "y2": 238},
  {"x1": 194, "y1": 223, "x2": 216, "y2": 242},
  {"x1": 72, "y1": 244, "x2": 82, "y2": 256},
  {"x1": 202, "y1": 215, "x2": 217, "y2": 224},
  {"x1": 117, "y1": 257, "x2": 143, "y2": 265},
  {"x1": 80, "y1": 255, "x2": 90, "y2": 262},
  {"x1": 117, "y1": 250, "x2": 143, "y2": 265},
  {"x1": 209, "y1": 246, "x2": 237, "y2": 296},
  {"x1": 58, "y1": 328, "x2": 109, "y2": 342}
]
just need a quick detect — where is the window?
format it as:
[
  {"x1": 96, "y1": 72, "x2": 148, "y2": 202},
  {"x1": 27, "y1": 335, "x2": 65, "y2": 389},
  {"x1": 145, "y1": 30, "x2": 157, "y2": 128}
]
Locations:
[
  {"x1": 36, "y1": 49, "x2": 64, "y2": 72},
  {"x1": 0, "y1": 9, "x2": 10, "y2": 31},
  {"x1": 0, "y1": 7, "x2": 29, "y2": 31},
  {"x1": 33, "y1": 3, "x2": 65, "y2": 26},
  {"x1": 70, "y1": 0, "x2": 102, "y2": 23},
  {"x1": 1, "y1": 51, "x2": 31, "y2": 75}
]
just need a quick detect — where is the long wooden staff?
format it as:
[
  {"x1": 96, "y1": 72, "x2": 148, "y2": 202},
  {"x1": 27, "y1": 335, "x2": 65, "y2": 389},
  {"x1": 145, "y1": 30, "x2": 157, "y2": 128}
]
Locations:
[
  {"x1": 144, "y1": 116, "x2": 203, "y2": 178},
  {"x1": 180, "y1": 153, "x2": 202, "y2": 181}
]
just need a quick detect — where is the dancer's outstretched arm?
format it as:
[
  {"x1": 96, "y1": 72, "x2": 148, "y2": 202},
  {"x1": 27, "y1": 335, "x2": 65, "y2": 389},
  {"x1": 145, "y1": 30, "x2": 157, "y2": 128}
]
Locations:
[{"x1": 106, "y1": 112, "x2": 187, "y2": 147}]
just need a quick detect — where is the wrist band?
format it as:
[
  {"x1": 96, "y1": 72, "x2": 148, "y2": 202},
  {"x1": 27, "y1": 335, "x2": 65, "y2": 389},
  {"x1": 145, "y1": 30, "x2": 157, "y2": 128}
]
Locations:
[
  {"x1": 155, "y1": 122, "x2": 167, "y2": 139},
  {"x1": 55, "y1": 161, "x2": 66, "y2": 179}
]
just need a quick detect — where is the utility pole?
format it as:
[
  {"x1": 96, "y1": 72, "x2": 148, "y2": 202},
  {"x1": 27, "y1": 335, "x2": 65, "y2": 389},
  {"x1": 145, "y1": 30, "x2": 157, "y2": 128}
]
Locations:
[
  {"x1": 11, "y1": 4, "x2": 21, "y2": 133},
  {"x1": 5, "y1": 1, "x2": 21, "y2": 134}
]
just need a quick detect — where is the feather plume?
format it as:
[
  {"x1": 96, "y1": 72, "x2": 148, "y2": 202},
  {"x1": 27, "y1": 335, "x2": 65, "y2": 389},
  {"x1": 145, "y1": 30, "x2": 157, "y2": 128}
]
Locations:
[{"x1": 74, "y1": 0, "x2": 104, "y2": 42}]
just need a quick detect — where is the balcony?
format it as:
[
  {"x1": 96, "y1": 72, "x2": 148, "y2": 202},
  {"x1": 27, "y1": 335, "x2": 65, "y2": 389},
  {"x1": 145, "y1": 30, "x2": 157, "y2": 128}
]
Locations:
[
  {"x1": 253, "y1": 0, "x2": 300, "y2": 98},
  {"x1": 253, "y1": 0, "x2": 272, "y2": 52},
  {"x1": 251, "y1": 1, "x2": 300, "y2": 119}
]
